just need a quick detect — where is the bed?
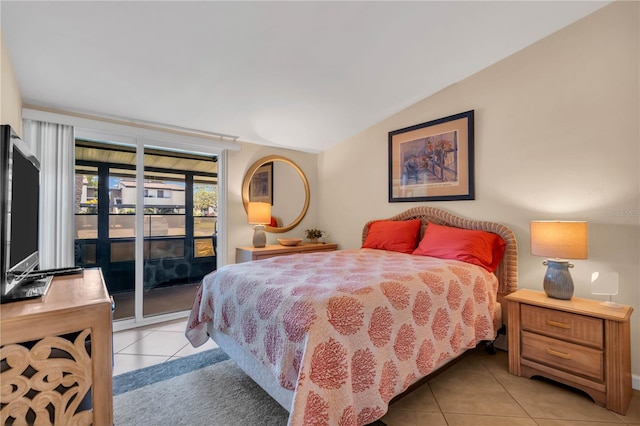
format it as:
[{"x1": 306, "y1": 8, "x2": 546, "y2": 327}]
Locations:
[{"x1": 186, "y1": 206, "x2": 518, "y2": 426}]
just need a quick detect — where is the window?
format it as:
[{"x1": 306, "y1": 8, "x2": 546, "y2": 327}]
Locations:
[{"x1": 157, "y1": 189, "x2": 171, "y2": 199}]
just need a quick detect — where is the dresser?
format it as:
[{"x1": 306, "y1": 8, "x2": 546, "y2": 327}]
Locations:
[
  {"x1": 506, "y1": 289, "x2": 633, "y2": 414},
  {"x1": 236, "y1": 242, "x2": 338, "y2": 263},
  {"x1": 0, "y1": 269, "x2": 113, "y2": 425}
]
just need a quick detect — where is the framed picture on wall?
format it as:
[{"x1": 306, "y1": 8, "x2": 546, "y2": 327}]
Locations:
[
  {"x1": 249, "y1": 161, "x2": 273, "y2": 205},
  {"x1": 388, "y1": 110, "x2": 474, "y2": 202}
]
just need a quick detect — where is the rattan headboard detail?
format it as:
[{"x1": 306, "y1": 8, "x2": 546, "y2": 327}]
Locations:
[{"x1": 362, "y1": 207, "x2": 518, "y2": 303}]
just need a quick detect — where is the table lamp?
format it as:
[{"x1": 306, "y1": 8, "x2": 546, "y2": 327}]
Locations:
[
  {"x1": 248, "y1": 202, "x2": 271, "y2": 248},
  {"x1": 530, "y1": 220, "x2": 588, "y2": 300}
]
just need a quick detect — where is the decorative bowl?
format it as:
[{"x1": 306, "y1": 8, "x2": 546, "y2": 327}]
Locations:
[{"x1": 277, "y1": 238, "x2": 302, "y2": 246}]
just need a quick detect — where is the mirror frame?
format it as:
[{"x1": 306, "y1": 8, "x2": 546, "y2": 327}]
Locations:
[{"x1": 242, "y1": 155, "x2": 310, "y2": 233}]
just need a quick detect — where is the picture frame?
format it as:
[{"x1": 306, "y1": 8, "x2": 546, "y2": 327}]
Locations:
[
  {"x1": 249, "y1": 161, "x2": 273, "y2": 205},
  {"x1": 388, "y1": 110, "x2": 474, "y2": 202}
]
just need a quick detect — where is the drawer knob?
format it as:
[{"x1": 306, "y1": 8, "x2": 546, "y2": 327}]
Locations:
[
  {"x1": 546, "y1": 319, "x2": 570, "y2": 329},
  {"x1": 546, "y1": 348, "x2": 572, "y2": 360}
]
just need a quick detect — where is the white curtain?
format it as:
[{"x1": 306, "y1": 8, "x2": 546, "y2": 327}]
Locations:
[{"x1": 23, "y1": 119, "x2": 75, "y2": 269}]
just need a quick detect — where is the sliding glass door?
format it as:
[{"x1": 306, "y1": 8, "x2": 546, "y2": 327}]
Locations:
[
  {"x1": 140, "y1": 151, "x2": 217, "y2": 317},
  {"x1": 74, "y1": 140, "x2": 219, "y2": 322}
]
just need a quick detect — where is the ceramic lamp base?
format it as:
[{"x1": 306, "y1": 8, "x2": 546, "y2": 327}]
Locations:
[
  {"x1": 542, "y1": 259, "x2": 574, "y2": 300},
  {"x1": 252, "y1": 225, "x2": 266, "y2": 248}
]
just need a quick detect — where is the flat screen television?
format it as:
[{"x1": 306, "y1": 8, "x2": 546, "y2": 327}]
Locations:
[{"x1": 1, "y1": 124, "x2": 42, "y2": 301}]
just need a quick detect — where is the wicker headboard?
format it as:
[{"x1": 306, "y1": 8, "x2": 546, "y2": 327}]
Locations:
[{"x1": 362, "y1": 207, "x2": 518, "y2": 305}]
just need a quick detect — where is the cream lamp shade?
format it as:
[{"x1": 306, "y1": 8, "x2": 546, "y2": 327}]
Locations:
[
  {"x1": 530, "y1": 220, "x2": 588, "y2": 300},
  {"x1": 530, "y1": 221, "x2": 588, "y2": 259},
  {"x1": 247, "y1": 202, "x2": 271, "y2": 248},
  {"x1": 247, "y1": 202, "x2": 271, "y2": 225}
]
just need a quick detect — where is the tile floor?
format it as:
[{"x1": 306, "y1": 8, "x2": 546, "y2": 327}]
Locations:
[
  {"x1": 113, "y1": 318, "x2": 640, "y2": 425},
  {"x1": 112, "y1": 316, "x2": 218, "y2": 376}
]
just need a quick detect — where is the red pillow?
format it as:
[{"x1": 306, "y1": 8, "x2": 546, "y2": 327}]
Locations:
[
  {"x1": 362, "y1": 219, "x2": 422, "y2": 254},
  {"x1": 413, "y1": 222, "x2": 506, "y2": 272}
]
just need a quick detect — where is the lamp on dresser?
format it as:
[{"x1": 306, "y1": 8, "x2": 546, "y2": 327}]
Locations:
[
  {"x1": 248, "y1": 202, "x2": 271, "y2": 248},
  {"x1": 530, "y1": 220, "x2": 588, "y2": 300}
]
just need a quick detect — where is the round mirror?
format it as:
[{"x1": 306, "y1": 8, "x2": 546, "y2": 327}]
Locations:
[{"x1": 242, "y1": 155, "x2": 310, "y2": 233}]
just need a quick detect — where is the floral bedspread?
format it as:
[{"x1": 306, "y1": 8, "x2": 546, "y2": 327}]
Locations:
[{"x1": 186, "y1": 249, "x2": 500, "y2": 426}]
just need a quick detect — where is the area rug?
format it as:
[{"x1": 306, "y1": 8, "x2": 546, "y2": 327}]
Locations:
[
  {"x1": 112, "y1": 348, "x2": 290, "y2": 425},
  {"x1": 113, "y1": 348, "x2": 388, "y2": 426}
]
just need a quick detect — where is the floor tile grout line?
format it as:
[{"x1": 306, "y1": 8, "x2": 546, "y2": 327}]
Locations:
[
  {"x1": 114, "y1": 329, "x2": 190, "y2": 357},
  {"x1": 485, "y1": 366, "x2": 630, "y2": 425},
  {"x1": 112, "y1": 326, "x2": 161, "y2": 354},
  {"x1": 485, "y1": 363, "x2": 536, "y2": 421},
  {"x1": 114, "y1": 353, "x2": 168, "y2": 359},
  {"x1": 424, "y1": 381, "x2": 448, "y2": 422},
  {"x1": 113, "y1": 330, "x2": 159, "y2": 355},
  {"x1": 435, "y1": 356, "x2": 536, "y2": 423},
  {"x1": 168, "y1": 342, "x2": 191, "y2": 359}
]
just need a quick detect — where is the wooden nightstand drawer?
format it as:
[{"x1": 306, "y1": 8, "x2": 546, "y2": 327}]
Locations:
[
  {"x1": 521, "y1": 331, "x2": 604, "y2": 382},
  {"x1": 521, "y1": 304, "x2": 603, "y2": 349}
]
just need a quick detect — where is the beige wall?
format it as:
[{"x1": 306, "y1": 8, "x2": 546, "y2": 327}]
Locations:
[
  {"x1": 0, "y1": 32, "x2": 23, "y2": 135},
  {"x1": 226, "y1": 143, "x2": 319, "y2": 263},
  {"x1": 319, "y1": 1, "x2": 640, "y2": 381}
]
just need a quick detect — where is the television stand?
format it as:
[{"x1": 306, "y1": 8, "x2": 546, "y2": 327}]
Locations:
[{"x1": 0, "y1": 269, "x2": 113, "y2": 424}]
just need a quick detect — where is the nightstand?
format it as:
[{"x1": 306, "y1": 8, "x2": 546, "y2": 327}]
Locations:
[
  {"x1": 236, "y1": 242, "x2": 338, "y2": 263},
  {"x1": 506, "y1": 289, "x2": 633, "y2": 414}
]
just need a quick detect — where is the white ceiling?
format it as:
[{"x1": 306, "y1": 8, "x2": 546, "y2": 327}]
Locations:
[{"x1": 1, "y1": 1, "x2": 609, "y2": 153}]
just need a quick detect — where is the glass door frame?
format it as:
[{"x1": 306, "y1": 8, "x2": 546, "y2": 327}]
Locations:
[{"x1": 75, "y1": 130, "x2": 228, "y2": 332}]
